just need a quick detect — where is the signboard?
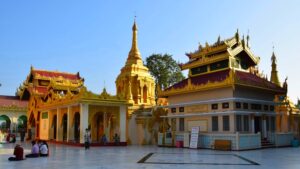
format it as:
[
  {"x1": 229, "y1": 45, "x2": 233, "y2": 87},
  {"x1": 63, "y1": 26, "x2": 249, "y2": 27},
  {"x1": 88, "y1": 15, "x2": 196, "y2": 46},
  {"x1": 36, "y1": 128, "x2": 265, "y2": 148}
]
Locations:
[
  {"x1": 189, "y1": 126, "x2": 199, "y2": 149},
  {"x1": 186, "y1": 105, "x2": 208, "y2": 113},
  {"x1": 42, "y1": 112, "x2": 48, "y2": 119}
]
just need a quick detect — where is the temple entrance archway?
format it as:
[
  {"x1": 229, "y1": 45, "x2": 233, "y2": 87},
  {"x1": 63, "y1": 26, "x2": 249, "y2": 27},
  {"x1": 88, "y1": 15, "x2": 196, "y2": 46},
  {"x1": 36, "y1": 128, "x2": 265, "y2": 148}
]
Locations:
[
  {"x1": 74, "y1": 112, "x2": 80, "y2": 142},
  {"x1": 17, "y1": 115, "x2": 27, "y2": 131},
  {"x1": 0, "y1": 115, "x2": 11, "y2": 130}
]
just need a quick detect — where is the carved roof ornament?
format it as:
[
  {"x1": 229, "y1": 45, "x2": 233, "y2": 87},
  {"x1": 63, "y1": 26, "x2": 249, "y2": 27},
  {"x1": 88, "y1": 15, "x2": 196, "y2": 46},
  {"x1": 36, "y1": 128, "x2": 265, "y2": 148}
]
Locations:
[
  {"x1": 246, "y1": 30, "x2": 250, "y2": 48},
  {"x1": 241, "y1": 35, "x2": 245, "y2": 49},
  {"x1": 235, "y1": 29, "x2": 239, "y2": 42}
]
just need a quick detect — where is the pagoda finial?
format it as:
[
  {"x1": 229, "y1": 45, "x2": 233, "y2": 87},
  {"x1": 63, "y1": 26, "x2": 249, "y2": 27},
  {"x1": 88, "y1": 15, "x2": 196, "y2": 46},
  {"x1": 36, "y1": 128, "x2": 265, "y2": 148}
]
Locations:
[
  {"x1": 270, "y1": 47, "x2": 281, "y2": 86},
  {"x1": 30, "y1": 65, "x2": 34, "y2": 71},
  {"x1": 127, "y1": 17, "x2": 142, "y2": 64},
  {"x1": 132, "y1": 15, "x2": 137, "y2": 31}
]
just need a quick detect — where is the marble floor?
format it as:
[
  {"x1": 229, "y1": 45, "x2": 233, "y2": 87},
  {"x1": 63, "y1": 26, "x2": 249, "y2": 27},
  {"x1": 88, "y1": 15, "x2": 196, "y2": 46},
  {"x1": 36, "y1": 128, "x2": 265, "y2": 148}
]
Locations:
[{"x1": 1, "y1": 142, "x2": 300, "y2": 169}]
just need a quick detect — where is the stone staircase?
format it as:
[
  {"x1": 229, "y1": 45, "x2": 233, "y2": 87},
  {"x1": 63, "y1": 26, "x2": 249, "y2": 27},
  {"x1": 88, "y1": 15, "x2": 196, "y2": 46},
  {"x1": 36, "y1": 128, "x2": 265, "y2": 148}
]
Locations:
[{"x1": 261, "y1": 138, "x2": 275, "y2": 148}]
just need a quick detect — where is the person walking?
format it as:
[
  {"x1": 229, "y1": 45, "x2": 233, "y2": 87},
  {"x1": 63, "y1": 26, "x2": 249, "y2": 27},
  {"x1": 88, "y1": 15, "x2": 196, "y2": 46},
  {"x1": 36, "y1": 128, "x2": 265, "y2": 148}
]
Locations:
[{"x1": 84, "y1": 128, "x2": 91, "y2": 149}]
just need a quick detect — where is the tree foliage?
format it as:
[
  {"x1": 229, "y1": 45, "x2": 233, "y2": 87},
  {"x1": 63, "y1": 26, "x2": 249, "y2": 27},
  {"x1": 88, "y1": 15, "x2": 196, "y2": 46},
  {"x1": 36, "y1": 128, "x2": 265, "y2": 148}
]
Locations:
[{"x1": 146, "y1": 54, "x2": 185, "y2": 101}]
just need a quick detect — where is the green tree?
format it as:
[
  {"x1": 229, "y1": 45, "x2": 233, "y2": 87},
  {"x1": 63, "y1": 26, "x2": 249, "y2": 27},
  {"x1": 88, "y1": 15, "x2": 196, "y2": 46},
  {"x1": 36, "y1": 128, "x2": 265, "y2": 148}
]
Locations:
[{"x1": 146, "y1": 54, "x2": 185, "y2": 102}]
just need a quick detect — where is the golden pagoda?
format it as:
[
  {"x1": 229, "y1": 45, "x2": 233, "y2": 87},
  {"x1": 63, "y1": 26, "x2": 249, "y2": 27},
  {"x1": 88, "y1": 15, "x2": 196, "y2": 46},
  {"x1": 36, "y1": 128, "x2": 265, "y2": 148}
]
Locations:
[
  {"x1": 116, "y1": 20, "x2": 155, "y2": 112},
  {"x1": 115, "y1": 20, "x2": 156, "y2": 145}
]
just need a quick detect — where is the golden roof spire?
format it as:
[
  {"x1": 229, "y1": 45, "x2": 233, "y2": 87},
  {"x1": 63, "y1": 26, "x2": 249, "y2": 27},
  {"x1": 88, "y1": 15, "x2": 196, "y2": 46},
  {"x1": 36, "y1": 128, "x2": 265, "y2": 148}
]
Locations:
[
  {"x1": 270, "y1": 46, "x2": 281, "y2": 86},
  {"x1": 126, "y1": 17, "x2": 142, "y2": 65}
]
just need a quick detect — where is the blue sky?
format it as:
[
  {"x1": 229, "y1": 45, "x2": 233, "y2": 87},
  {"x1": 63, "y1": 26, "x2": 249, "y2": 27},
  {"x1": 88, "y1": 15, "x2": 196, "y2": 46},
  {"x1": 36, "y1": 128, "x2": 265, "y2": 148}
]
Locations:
[{"x1": 0, "y1": 0, "x2": 299, "y2": 102}]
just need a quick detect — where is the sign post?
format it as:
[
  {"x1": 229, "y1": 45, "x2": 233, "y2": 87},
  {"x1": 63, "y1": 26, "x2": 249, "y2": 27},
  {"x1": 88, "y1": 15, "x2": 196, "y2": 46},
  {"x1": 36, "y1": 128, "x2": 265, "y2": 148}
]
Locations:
[{"x1": 189, "y1": 126, "x2": 199, "y2": 149}]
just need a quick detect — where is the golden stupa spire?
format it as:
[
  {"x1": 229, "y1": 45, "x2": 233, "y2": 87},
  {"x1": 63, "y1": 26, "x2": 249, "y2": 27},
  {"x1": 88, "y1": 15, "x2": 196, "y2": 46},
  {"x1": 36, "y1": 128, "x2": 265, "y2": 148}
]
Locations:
[
  {"x1": 126, "y1": 17, "x2": 142, "y2": 65},
  {"x1": 270, "y1": 46, "x2": 281, "y2": 86}
]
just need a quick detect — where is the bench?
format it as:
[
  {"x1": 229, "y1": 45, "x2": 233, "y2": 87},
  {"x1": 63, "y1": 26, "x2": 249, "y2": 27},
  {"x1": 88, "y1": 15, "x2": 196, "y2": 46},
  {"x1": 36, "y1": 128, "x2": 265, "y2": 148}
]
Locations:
[{"x1": 212, "y1": 140, "x2": 231, "y2": 150}]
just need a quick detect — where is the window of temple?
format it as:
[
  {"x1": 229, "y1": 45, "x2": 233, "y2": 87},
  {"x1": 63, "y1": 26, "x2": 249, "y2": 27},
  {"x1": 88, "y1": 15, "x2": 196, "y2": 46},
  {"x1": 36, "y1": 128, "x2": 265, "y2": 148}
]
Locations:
[
  {"x1": 179, "y1": 118, "x2": 184, "y2": 131},
  {"x1": 243, "y1": 103, "x2": 248, "y2": 109},
  {"x1": 223, "y1": 116, "x2": 230, "y2": 131},
  {"x1": 235, "y1": 102, "x2": 241, "y2": 109},
  {"x1": 251, "y1": 104, "x2": 262, "y2": 110},
  {"x1": 38, "y1": 80, "x2": 50, "y2": 86},
  {"x1": 236, "y1": 115, "x2": 249, "y2": 132},
  {"x1": 191, "y1": 65, "x2": 208, "y2": 75},
  {"x1": 179, "y1": 107, "x2": 184, "y2": 113},
  {"x1": 212, "y1": 116, "x2": 219, "y2": 131},
  {"x1": 244, "y1": 116, "x2": 249, "y2": 132},
  {"x1": 209, "y1": 59, "x2": 229, "y2": 71},
  {"x1": 222, "y1": 102, "x2": 229, "y2": 109},
  {"x1": 270, "y1": 105, "x2": 274, "y2": 111},
  {"x1": 236, "y1": 115, "x2": 242, "y2": 131},
  {"x1": 171, "y1": 108, "x2": 176, "y2": 113},
  {"x1": 264, "y1": 105, "x2": 269, "y2": 111},
  {"x1": 211, "y1": 104, "x2": 218, "y2": 110}
]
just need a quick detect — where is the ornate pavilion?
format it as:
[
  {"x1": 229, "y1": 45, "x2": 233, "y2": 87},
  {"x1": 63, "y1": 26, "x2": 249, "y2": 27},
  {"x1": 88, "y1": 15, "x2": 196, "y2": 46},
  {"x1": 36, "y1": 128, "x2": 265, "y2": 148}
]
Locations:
[
  {"x1": 17, "y1": 67, "x2": 128, "y2": 144},
  {"x1": 158, "y1": 31, "x2": 298, "y2": 150}
]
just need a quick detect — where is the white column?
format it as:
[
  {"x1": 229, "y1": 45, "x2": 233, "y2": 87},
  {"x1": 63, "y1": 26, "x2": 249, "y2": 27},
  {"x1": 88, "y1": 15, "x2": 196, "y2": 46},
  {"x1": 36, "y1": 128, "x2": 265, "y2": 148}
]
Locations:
[
  {"x1": 119, "y1": 105, "x2": 127, "y2": 142},
  {"x1": 251, "y1": 116, "x2": 255, "y2": 133},
  {"x1": 67, "y1": 106, "x2": 71, "y2": 142},
  {"x1": 56, "y1": 108, "x2": 61, "y2": 141},
  {"x1": 80, "y1": 103, "x2": 89, "y2": 144},
  {"x1": 263, "y1": 117, "x2": 267, "y2": 138}
]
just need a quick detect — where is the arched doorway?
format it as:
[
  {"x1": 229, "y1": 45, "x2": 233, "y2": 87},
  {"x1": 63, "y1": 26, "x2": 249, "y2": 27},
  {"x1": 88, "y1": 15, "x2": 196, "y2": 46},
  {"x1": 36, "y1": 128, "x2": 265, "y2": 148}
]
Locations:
[
  {"x1": 62, "y1": 114, "x2": 68, "y2": 141},
  {"x1": 52, "y1": 115, "x2": 57, "y2": 140},
  {"x1": 74, "y1": 112, "x2": 80, "y2": 142},
  {"x1": 17, "y1": 115, "x2": 27, "y2": 131},
  {"x1": 0, "y1": 115, "x2": 11, "y2": 130},
  {"x1": 93, "y1": 112, "x2": 104, "y2": 142}
]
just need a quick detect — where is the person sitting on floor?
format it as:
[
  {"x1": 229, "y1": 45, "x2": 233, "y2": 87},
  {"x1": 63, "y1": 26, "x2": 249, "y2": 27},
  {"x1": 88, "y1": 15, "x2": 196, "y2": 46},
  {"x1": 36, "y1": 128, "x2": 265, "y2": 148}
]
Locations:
[
  {"x1": 25, "y1": 140, "x2": 39, "y2": 158},
  {"x1": 113, "y1": 133, "x2": 120, "y2": 145},
  {"x1": 8, "y1": 144, "x2": 24, "y2": 161},
  {"x1": 101, "y1": 134, "x2": 107, "y2": 145},
  {"x1": 39, "y1": 141, "x2": 49, "y2": 157}
]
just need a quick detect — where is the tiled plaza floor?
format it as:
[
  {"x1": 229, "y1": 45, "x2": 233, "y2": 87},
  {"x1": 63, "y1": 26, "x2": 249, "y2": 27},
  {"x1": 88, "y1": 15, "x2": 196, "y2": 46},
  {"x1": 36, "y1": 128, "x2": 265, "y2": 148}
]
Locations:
[{"x1": 1, "y1": 142, "x2": 300, "y2": 169}]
